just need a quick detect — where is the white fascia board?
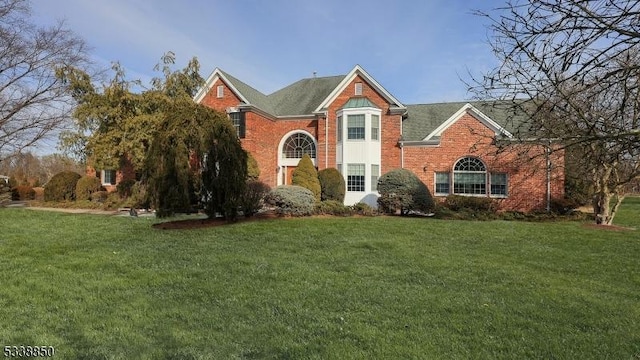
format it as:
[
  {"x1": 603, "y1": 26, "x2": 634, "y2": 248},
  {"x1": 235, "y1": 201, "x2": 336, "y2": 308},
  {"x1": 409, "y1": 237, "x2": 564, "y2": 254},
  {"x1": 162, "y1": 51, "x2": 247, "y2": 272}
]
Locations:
[
  {"x1": 193, "y1": 68, "x2": 250, "y2": 105},
  {"x1": 421, "y1": 103, "x2": 514, "y2": 141},
  {"x1": 314, "y1": 65, "x2": 406, "y2": 113}
]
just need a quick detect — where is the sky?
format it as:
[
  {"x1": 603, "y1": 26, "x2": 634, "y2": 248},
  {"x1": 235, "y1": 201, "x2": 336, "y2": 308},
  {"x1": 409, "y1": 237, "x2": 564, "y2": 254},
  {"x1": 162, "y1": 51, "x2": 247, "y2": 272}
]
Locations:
[{"x1": 30, "y1": 0, "x2": 506, "y2": 105}]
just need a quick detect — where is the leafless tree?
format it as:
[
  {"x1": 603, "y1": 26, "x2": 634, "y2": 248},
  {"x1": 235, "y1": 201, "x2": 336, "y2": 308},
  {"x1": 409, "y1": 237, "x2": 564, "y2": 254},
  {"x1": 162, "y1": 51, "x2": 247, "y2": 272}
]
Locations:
[
  {"x1": 0, "y1": 0, "x2": 91, "y2": 162},
  {"x1": 470, "y1": 0, "x2": 640, "y2": 225}
]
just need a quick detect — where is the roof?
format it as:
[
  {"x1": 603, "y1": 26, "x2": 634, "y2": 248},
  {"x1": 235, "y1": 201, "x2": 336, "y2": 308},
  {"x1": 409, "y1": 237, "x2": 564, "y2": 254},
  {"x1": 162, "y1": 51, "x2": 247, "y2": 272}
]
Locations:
[
  {"x1": 341, "y1": 97, "x2": 378, "y2": 109},
  {"x1": 402, "y1": 101, "x2": 530, "y2": 141},
  {"x1": 269, "y1": 75, "x2": 345, "y2": 116}
]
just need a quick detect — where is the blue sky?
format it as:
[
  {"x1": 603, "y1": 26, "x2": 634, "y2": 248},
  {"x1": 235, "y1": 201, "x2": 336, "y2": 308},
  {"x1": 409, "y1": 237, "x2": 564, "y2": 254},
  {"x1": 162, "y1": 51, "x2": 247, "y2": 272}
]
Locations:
[{"x1": 31, "y1": 0, "x2": 503, "y2": 105}]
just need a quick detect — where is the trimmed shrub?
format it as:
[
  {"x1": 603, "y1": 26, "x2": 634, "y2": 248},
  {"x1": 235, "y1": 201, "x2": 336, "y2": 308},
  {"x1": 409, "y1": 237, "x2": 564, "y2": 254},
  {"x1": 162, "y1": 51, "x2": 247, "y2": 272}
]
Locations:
[
  {"x1": 90, "y1": 191, "x2": 109, "y2": 203},
  {"x1": 247, "y1": 153, "x2": 260, "y2": 181},
  {"x1": 44, "y1": 171, "x2": 81, "y2": 201},
  {"x1": 318, "y1": 168, "x2": 345, "y2": 202},
  {"x1": 377, "y1": 169, "x2": 434, "y2": 215},
  {"x1": 11, "y1": 185, "x2": 35, "y2": 200},
  {"x1": 265, "y1": 185, "x2": 315, "y2": 216},
  {"x1": 76, "y1": 176, "x2": 104, "y2": 201},
  {"x1": 444, "y1": 194, "x2": 496, "y2": 212},
  {"x1": 292, "y1": 154, "x2": 321, "y2": 201},
  {"x1": 241, "y1": 180, "x2": 271, "y2": 217},
  {"x1": 315, "y1": 200, "x2": 352, "y2": 216},
  {"x1": 116, "y1": 179, "x2": 136, "y2": 198},
  {"x1": 350, "y1": 202, "x2": 376, "y2": 216}
]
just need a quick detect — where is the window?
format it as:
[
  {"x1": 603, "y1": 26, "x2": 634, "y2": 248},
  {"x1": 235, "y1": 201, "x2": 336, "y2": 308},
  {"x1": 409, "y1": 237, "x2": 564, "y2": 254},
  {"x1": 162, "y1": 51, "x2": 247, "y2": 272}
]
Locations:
[
  {"x1": 102, "y1": 170, "x2": 116, "y2": 185},
  {"x1": 490, "y1": 173, "x2": 508, "y2": 196},
  {"x1": 453, "y1": 157, "x2": 486, "y2": 195},
  {"x1": 371, "y1": 114, "x2": 379, "y2": 140},
  {"x1": 337, "y1": 116, "x2": 342, "y2": 142},
  {"x1": 435, "y1": 172, "x2": 450, "y2": 195},
  {"x1": 229, "y1": 112, "x2": 245, "y2": 138},
  {"x1": 282, "y1": 133, "x2": 316, "y2": 159},
  {"x1": 347, "y1": 164, "x2": 365, "y2": 192},
  {"x1": 347, "y1": 114, "x2": 365, "y2": 140},
  {"x1": 217, "y1": 85, "x2": 224, "y2": 98},
  {"x1": 371, "y1": 164, "x2": 380, "y2": 192},
  {"x1": 355, "y1": 82, "x2": 363, "y2": 96}
]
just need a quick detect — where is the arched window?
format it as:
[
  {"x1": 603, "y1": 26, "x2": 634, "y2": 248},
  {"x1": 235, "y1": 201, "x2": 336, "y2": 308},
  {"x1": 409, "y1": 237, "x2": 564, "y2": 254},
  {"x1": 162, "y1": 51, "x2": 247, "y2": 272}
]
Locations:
[
  {"x1": 282, "y1": 133, "x2": 316, "y2": 159},
  {"x1": 453, "y1": 157, "x2": 486, "y2": 195}
]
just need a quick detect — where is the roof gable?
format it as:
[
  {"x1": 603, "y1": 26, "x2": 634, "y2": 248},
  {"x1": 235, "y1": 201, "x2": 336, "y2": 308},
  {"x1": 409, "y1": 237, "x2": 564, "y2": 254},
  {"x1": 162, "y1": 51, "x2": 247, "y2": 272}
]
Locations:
[
  {"x1": 314, "y1": 65, "x2": 405, "y2": 113},
  {"x1": 423, "y1": 103, "x2": 513, "y2": 141}
]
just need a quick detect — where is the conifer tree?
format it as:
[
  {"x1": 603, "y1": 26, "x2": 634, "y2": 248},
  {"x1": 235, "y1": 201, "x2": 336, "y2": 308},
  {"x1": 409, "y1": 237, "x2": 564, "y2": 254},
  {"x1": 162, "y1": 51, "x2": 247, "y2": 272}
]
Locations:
[{"x1": 291, "y1": 154, "x2": 321, "y2": 202}]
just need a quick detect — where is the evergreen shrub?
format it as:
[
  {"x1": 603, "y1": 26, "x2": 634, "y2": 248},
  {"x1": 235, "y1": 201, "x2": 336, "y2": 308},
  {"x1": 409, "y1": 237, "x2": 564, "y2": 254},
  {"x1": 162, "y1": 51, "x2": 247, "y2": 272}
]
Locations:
[
  {"x1": 377, "y1": 169, "x2": 434, "y2": 215},
  {"x1": 318, "y1": 168, "x2": 345, "y2": 202},
  {"x1": 44, "y1": 171, "x2": 81, "y2": 201},
  {"x1": 241, "y1": 180, "x2": 270, "y2": 217},
  {"x1": 76, "y1": 176, "x2": 104, "y2": 201},
  {"x1": 265, "y1": 185, "x2": 315, "y2": 216},
  {"x1": 291, "y1": 154, "x2": 321, "y2": 201}
]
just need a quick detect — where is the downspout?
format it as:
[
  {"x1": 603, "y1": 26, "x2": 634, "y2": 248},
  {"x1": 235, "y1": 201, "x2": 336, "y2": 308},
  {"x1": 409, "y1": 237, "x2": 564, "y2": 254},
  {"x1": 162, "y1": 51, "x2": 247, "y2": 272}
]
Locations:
[
  {"x1": 325, "y1": 111, "x2": 329, "y2": 169},
  {"x1": 399, "y1": 113, "x2": 404, "y2": 168}
]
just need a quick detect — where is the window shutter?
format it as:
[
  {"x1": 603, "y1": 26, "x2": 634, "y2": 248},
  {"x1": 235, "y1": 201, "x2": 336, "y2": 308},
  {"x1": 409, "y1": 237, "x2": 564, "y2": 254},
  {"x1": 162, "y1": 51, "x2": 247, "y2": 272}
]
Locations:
[{"x1": 238, "y1": 112, "x2": 246, "y2": 139}]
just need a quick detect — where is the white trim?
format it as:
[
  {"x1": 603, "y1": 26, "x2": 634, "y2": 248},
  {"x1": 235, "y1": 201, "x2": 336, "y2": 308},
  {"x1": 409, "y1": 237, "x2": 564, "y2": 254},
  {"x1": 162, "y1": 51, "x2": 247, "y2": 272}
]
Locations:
[
  {"x1": 422, "y1": 103, "x2": 513, "y2": 141},
  {"x1": 276, "y1": 130, "x2": 318, "y2": 185},
  {"x1": 193, "y1": 68, "x2": 250, "y2": 104},
  {"x1": 314, "y1": 65, "x2": 405, "y2": 113}
]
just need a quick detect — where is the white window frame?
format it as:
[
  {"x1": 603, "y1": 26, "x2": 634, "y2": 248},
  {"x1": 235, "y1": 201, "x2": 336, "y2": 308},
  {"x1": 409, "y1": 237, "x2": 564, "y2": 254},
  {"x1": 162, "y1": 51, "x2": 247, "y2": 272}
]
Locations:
[
  {"x1": 371, "y1": 164, "x2": 380, "y2": 192},
  {"x1": 434, "y1": 172, "x2": 450, "y2": 196},
  {"x1": 347, "y1": 163, "x2": 365, "y2": 192},
  {"x1": 347, "y1": 114, "x2": 366, "y2": 140},
  {"x1": 453, "y1": 157, "x2": 487, "y2": 196},
  {"x1": 355, "y1": 82, "x2": 363, "y2": 96},
  {"x1": 490, "y1": 173, "x2": 508, "y2": 198},
  {"x1": 371, "y1": 114, "x2": 379, "y2": 141},
  {"x1": 101, "y1": 169, "x2": 116, "y2": 186},
  {"x1": 217, "y1": 85, "x2": 224, "y2": 98}
]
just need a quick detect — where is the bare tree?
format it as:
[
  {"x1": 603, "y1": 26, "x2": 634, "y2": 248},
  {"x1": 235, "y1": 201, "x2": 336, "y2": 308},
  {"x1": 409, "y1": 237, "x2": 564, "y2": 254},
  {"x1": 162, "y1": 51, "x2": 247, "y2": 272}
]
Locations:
[
  {"x1": 471, "y1": 0, "x2": 640, "y2": 225},
  {"x1": 0, "y1": 0, "x2": 91, "y2": 161}
]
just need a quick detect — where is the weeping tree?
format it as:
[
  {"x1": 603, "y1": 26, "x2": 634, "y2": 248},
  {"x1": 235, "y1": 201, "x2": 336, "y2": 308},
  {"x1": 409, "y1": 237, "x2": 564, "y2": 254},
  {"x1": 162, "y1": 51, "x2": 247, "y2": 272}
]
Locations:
[
  {"x1": 61, "y1": 52, "x2": 248, "y2": 219},
  {"x1": 145, "y1": 99, "x2": 247, "y2": 218},
  {"x1": 471, "y1": 0, "x2": 640, "y2": 225}
]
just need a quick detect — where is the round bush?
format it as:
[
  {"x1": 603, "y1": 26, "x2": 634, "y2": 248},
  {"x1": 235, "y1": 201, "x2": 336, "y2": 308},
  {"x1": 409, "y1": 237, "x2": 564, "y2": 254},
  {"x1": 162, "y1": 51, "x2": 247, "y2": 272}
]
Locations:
[
  {"x1": 44, "y1": 171, "x2": 81, "y2": 201},
  {"x1": 291, "y1": 154, "x2": 321, "y2": 201},
  {"x1": 377, "y1": 168, "x2": 434, "y2": 215},
  {"x1": 76, "y1": 176, "x2": 104, "y2": 201},
  {"x1": 318, "y1": 168, "x2": 345, "y2": 202},
  {"x1": 265, "y1": 185, "x2": 315, "y2": 216}
]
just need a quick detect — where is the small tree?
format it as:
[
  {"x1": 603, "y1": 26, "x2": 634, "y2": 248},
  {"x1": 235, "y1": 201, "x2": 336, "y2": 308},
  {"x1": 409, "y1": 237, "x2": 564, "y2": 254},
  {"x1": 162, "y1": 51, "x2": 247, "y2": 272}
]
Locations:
[
  {"x1": 377, "y1": 169, "x2": 434, "y2": 215},
  {"x1": 291, "y1": 154, "x2": 321, "y2": 201},
  {"x1": 318, "y1": 168, "x2": 345, "y2": 202}
]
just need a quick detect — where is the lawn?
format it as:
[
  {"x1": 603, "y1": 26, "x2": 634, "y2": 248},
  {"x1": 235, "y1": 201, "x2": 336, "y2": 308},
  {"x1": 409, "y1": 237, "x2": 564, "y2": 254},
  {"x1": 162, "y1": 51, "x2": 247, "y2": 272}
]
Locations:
[{"x1": 0, "y1": 202, "x2": 639, "y2": 359}]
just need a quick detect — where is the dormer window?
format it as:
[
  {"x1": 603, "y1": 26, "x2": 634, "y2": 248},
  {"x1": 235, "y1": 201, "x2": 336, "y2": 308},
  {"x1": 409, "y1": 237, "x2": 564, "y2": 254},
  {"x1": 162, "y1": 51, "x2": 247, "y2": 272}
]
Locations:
[
  {"x1": 355, "y1": 82, "x2": 363, "y2": 96},
  {"x1": 217, "y1": 85, "x2": 224, "y2": 98}
]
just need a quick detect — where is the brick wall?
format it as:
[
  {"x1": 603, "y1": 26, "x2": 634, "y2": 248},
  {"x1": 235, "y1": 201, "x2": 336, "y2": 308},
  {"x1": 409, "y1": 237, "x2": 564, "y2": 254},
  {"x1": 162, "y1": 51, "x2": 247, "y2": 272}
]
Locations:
[{"x1": 402, "y1": 113, "x2": 564, "y2": 211}]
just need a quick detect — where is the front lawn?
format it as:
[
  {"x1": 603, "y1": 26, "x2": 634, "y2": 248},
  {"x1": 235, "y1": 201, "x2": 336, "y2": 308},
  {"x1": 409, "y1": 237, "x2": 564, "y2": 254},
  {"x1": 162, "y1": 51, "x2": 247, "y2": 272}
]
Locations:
[{"x1": 0, "y1": 203, "x2": 638, "y2": 359}]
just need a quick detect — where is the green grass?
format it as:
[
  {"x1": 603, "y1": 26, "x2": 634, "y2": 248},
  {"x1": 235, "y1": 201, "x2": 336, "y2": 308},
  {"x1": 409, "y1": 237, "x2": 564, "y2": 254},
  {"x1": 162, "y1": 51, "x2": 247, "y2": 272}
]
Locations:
[{"x1": 1, "y1": 203, "x2": 639, "y2": 359}]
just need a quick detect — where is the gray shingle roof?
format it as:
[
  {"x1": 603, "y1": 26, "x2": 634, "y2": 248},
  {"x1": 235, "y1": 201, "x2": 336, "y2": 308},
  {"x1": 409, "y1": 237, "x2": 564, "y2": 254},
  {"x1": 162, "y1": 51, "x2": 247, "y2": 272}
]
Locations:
[
  {"x1": 217, "y1": 70, "x2": 530, "y2": 140},
  {"x1": 219, "y1": 70, "x2": 345, "y2": 116},
  {"x1": 269, "y1": 76, "x2": 345, "y2": 116},
  {"x1": 402, "y1": 101, "x2": 530, "y2": 141}
]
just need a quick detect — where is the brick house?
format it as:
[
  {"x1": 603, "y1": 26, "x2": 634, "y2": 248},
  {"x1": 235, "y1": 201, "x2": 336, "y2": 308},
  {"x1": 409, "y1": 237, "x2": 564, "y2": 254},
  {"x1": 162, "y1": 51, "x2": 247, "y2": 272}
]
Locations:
[
  {"x1": 95, "y1": 65, "x2": 564, "y2": 211},
  {"x1": 191, "y1": 65, "x2": 563, "y2": 211}
]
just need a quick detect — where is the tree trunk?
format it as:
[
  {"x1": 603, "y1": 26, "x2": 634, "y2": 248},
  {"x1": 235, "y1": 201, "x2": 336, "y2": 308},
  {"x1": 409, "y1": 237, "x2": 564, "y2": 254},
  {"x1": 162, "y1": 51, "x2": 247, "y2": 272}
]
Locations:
[{"x1": 592, "y1": 191, "x2": 613, "y2": 225}]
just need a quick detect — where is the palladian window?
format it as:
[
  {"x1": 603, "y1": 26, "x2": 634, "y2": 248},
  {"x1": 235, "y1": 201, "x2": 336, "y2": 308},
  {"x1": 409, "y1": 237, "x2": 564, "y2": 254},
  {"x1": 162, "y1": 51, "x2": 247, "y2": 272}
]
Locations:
[
  {"x1": 282, "y1": 133, "x2": 316, "y2": 159},
  {"x1": 453, "y1": 157, "x2": 486, "y2": 195}
]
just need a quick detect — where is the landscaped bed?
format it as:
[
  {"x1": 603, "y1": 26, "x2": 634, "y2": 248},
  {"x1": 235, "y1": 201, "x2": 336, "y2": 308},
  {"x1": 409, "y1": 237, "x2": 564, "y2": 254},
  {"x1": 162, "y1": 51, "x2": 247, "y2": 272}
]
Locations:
[{"x1": 0, "y1": 198, "x2": 638, "y2": 359}]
